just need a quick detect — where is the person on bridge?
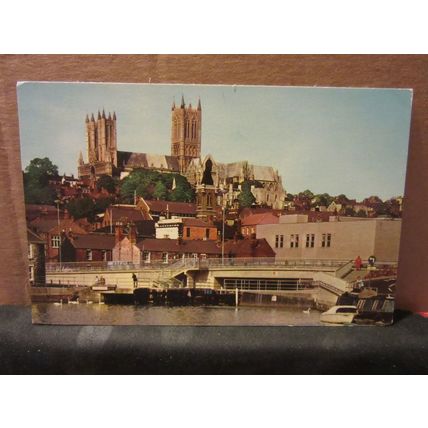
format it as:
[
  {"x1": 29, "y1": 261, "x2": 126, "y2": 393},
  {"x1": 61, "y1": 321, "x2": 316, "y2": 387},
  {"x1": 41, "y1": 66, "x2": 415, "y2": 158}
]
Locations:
[{"x1": 132, "y1": 273, "x2": 138, "y2": 288}]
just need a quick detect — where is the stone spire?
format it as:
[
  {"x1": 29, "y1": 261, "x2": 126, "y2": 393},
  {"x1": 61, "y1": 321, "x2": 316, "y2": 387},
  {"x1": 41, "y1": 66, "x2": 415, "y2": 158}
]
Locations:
[
  {"x1": 97, "y1": 110, "x2": 101, "y2": 120},
  {"x1": 197, "y1": 98, "x2": 201, "y2": 111},
  {"x1": 78, "y1": 151, "x2": 84, "y2": 165},
  {"x1": 85, "y1": 114, "x2": 89, "y2": 123},
  {"x1": 172, "y1": 98, "x2": 176, "y2": 110},
  {"x1": 102, "y1": 109, "x2": 106, "y2": 119},
  {"x1": 91, "y1": 113, "x2": 95, "y2": 121},
  {"x1": 181, "y1": 95, "x2": 185, "y2": 108},
  {"x1": 113, "y1": 111, "x2": 117, "y2": 120}
]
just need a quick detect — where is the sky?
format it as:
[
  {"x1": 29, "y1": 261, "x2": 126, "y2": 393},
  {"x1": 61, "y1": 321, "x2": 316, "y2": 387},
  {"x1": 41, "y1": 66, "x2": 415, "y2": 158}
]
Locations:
[{"x1": 17, "y1": 82, "x2": 412, "y2": 201}]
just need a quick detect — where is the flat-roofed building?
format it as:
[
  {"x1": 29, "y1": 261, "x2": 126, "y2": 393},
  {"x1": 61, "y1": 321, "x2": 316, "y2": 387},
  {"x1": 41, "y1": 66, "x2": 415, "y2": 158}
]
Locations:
[{"x1": 256, "y1": 215, "x2": 402, "y2": 262}]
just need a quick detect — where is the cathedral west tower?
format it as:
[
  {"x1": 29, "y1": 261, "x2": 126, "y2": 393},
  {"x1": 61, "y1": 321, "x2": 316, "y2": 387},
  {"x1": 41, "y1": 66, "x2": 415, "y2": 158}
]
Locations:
[
  {"x1": 78, "y1": 110, "x2": 118, "y2": 179},
  {"x1": 170, "y1": 96, "x2": 201, "y2": 174}
]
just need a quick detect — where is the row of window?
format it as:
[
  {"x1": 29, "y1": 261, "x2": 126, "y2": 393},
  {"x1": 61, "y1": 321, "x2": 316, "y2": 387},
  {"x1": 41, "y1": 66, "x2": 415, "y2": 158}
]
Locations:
[
  {"x1": 274, "y1": 233, "x2": 332, "y2": 249},
  {"x1": 142, "y1": 251, "x2": 205, "y2": 263}
]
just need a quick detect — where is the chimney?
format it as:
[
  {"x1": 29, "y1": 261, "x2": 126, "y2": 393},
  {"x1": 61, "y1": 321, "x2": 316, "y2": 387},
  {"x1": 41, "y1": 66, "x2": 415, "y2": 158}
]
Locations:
[
  {"x1": 115, "y1": 224, "x2": 123, "y2": 245},
  {"x1": 129, "y1": 223, "x2": 137, "y2": 244}
]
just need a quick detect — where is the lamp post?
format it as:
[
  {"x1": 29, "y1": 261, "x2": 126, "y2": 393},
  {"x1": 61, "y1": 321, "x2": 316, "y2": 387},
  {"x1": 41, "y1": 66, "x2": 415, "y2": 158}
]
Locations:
[
  {"x1": 222, "y1": 205, "x2": 225, "y2": 266},
  {"x1": 55, "y1": 199, "x2": 62, "y2": 271}
]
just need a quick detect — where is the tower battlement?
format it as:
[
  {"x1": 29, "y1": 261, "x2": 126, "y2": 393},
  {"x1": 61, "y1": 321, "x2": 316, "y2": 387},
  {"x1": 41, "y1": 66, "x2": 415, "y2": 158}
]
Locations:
[
  {"x1": 170, "y1": 96, "x2": 202, "y2": 173},
  {"x1": 78, "y1": 110, "x2": 118, "y2": 179}
]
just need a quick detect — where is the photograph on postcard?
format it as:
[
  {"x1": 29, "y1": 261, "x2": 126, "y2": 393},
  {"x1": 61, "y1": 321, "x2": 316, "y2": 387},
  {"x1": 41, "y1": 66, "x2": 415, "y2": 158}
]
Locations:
[{"x1": 17, "y1": 82, "x2": 412, "y2": 325}]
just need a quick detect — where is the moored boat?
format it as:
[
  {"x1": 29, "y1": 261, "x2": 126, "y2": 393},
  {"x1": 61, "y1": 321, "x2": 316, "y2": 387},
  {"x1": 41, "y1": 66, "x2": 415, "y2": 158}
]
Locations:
[{"x1": 320, "y1": 305, "x2": 357, "y2": 324}]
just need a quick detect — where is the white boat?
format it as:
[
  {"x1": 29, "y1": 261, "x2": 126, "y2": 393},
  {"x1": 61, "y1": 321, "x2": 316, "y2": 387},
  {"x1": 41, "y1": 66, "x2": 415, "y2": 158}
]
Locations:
[{"x1": 320, "y1": 305, "x2": 358, "y2": 325}]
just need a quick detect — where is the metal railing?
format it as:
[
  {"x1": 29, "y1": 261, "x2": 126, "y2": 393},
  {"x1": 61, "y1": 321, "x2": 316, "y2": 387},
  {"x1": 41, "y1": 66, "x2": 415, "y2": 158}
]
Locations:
[
  {"x1": 46, "y1": 257, "x2": 352, "y2": 272},
  {"x1": 223, "y1": 277, "x2": 314, "y2": 292}
]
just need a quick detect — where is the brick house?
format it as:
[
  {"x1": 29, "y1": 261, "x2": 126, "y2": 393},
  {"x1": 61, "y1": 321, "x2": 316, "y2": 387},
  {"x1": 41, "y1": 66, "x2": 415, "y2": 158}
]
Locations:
[
  {"x1": 137, "y1": 197, "x2": 197, "y2": 221},
  {"x1": 61, "y1": 233, "x2": 116, "y2": 262},
  {"x1": 101, "y1": 204, "x2": 152, "y2": 228},
  {"x1": 113, "y1": 235, "x2": 221, "y2": 264},
  {"x1": 29, "y1": 217, "x2": 88, "y2": 262},
  {"x1": 155, "y1": 217, "x2": 218, "y2": 240}
]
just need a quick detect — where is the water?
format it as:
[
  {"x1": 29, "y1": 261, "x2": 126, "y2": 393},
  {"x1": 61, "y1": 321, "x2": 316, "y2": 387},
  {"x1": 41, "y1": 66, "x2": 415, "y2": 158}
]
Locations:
[{"x1": 32, "y1": 304, "x2": 322, "y2": 326}]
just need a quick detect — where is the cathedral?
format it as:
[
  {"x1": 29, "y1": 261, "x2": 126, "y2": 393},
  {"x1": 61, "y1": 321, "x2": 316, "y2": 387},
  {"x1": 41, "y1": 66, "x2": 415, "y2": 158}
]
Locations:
[{"x1": 77, "y1": 97, "x2": 286, "y2": 210}]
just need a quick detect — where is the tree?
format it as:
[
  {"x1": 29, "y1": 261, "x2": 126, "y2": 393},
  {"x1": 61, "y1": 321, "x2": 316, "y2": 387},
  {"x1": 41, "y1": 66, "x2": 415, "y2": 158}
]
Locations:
[
  {"x1": 97, "y1": 175, "x2": 116, "y2": 194},
  {"x1": 238, "y1": 181, "x2": 256, "y2": 208},
  {"x1": 153, "y1": 181, "x2": 167, "y2": 200},
  {"x1": 67, "y1": 197, "x2": 96, "y2": 221},
  {"x1": 356, "y1": 209, "x2": 368, "y2": 218},
  {"x1": 25, "y1": 157, "x2": 58, "y2": 186},
  {"x1": 344, "y1": 207, "x2": 355, "y2": 217},
  {"x1": 23, "y1": 157, "x2": 59, "y2": 205},
  {"x1": 301, "y1": 189, "x2": 314, "y2": 199},
  {"x1": 169, "y1": 174, "x2": 194, "y2": 202},
  {"x1": 94, "y1": 196, "x2": 115, "y2": 214},
  {"x1": 119, "y1": 169, "x2": 195, "y2": 203}
]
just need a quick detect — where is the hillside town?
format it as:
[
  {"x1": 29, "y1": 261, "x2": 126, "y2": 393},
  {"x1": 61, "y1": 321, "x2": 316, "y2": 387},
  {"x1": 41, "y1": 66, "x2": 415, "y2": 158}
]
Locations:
[{"x1": 26, "y1": 97, "x2": 403, "y2": 289}]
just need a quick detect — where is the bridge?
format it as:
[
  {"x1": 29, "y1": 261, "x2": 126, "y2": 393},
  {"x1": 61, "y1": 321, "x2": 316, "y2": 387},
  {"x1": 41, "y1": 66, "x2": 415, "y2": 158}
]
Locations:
[{"x1": 45, "y1": 257, "x2": 354, "y2": 299}]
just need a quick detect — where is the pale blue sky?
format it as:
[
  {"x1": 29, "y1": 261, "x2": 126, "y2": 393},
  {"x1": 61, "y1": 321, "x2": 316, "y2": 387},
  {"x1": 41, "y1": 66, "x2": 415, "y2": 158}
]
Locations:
[{"x1": 17, "y1": 82, "x2": 412, "y2": 200}]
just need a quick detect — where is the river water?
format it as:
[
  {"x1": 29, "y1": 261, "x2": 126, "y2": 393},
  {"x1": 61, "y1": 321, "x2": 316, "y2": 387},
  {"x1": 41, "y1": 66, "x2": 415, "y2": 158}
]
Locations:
[{"x1": 32, "y1": 304, "x2": 323, "y2": 326}]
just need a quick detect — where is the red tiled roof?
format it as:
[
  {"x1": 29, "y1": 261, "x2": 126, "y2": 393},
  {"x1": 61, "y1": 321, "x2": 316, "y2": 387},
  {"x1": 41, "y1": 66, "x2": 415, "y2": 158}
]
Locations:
[
  {"x1": 224, "y1": 238, "x2": 275, "y2": 258},
  {"x1": 239, "y1": 207, "x2": 283, "y2": 219},
  {"x1": 68, "y1": 233, "x2": 116, "y2": 250},
  {"x1": 146, "y1": 200, "x2": 196, "y2": 215},
  {"x1": 137, "y1": 238, "x2": 221, "y2": 255},
  {"x1": 110, "y1": 206, "x2": 150, "y2": 222},
  {"x1": 241, "y1": 212, "x2": 279, "y2": 226},
  {"x1": 30, "y1": 218, "x2": 88, "y2": 234}
]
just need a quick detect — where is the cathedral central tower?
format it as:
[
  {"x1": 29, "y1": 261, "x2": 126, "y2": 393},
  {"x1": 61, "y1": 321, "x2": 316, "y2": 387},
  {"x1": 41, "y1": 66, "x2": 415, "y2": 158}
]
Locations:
[{"x1": 170, "y1": 96, "x2": 201, "y2": 173}]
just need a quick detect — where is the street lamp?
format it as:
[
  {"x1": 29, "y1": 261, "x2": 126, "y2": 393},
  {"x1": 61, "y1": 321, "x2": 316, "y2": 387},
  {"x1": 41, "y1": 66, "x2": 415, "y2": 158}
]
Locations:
[
  {"x1": 55, "y1": 199, "x2": 62, "y2": 271},
  {"x1": 222, "y1": 205, "x2": 225, "y2": 266}
]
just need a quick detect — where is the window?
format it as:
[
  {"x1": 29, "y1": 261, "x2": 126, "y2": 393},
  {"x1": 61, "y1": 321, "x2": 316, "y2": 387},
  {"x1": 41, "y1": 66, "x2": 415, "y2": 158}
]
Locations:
[
  {"x1": 51, "y1": 235, "x2": 61, "y2": 248},
  {"x1": 275, "y1": 235, "x2": 284, "y2": 248},
  {"x1": 205, "y1": 228, "x2": 210, "y2": 239},
  {"x1": 28, "y1": 244, "x2": 33, "y2": 259},
  {"x1": 29, "y1": 266, "x2": 34, "y2": 282},
  {"x1": 102, "y1": 250, "x2": 108, "y2": 261},
  {"x1": 322, "y1": 233, "x2": 332, "y2": 248},
  {"x1": 86, "y1": 249, "x2": 93, "y2": 261},
  {"x1": 290, "y1": 234, "x2": 299, "y2": 248},
  {"x1": 142, "y1": 251, "x2": 151, "y2": 263},
  {"x1": 162, "y1": 252, "x2": 168, "y2": 263},
  {"x1": 186, "y1": 227, "x2": 191, "y2": 238},
  {"x1": 306, "y1": 234, "x2": 315, "y2": 248}
]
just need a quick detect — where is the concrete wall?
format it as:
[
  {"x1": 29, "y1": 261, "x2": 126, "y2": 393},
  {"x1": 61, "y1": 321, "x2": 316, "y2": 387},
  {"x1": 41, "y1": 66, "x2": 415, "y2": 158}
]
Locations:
[{"x1": 257, "y1": 218, "x2": 401, "y2": 262}]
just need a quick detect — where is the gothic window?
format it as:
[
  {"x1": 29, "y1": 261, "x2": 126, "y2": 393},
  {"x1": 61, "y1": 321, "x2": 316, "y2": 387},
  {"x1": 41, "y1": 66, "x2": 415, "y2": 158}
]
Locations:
[
  {"x1": 185, "y1": 120, "x2": 190, "y2": 139},
  {"x1": 192, "y1": 120, "x2": 196, "y2": 139}
]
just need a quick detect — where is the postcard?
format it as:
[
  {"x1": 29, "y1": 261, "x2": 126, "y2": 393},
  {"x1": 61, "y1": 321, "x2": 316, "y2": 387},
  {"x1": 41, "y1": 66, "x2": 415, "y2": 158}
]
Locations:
[{"x1": 17, "y1": 82, "x2": 412, "y2": 325}]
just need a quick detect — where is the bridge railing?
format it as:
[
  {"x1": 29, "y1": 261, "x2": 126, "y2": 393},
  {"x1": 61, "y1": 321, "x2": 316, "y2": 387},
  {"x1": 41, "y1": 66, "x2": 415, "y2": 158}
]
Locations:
[{"x1": 47, "y1": 257, "x2": 350, "y2": 272}]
